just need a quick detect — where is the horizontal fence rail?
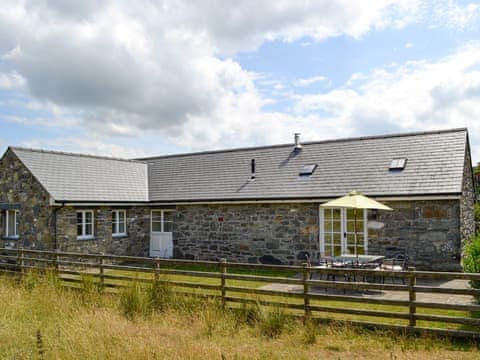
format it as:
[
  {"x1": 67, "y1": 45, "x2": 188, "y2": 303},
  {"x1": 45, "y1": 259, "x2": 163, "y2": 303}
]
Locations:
[{"x1": 0, "y1": 247, "x2": 479, "y2": 339}]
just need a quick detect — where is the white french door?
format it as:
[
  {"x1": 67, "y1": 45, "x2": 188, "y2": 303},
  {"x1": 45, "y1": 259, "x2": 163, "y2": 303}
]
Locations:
[{"x1": 319, "y1": 207, "x2": 368, "y2": 257}]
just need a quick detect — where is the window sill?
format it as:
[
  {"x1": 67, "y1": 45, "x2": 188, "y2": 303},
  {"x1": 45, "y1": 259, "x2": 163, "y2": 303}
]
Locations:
[
  {"x1": 77, "y1": 236, "x2": 97, "y2": 241},
  {"x1": 2, "y1": 236, "x2": 19, "y2": 241},
  {"x1": 112, "y1": 233, "x2": 128, "y2": 239}
]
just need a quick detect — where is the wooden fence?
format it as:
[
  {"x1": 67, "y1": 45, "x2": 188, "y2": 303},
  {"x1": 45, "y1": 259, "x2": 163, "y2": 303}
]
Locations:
[{"x1": 1, "y1": 247, "x2": 480, "y2": 339}]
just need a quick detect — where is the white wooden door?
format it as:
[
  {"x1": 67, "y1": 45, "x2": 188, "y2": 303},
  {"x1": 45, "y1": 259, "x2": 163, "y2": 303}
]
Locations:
[
  {"x1": 150, "y1": 232, "x2": 173, "y2": 258},
  {"x1": 150, "y1": 210, "x2": 173, "y2": 258}
]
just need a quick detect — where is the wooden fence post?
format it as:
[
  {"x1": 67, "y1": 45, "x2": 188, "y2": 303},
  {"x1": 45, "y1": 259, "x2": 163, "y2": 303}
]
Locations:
[
  {"x1": 19, "y1": 247, "x2": 25, "y2": 277},
  {"x1": 303, "y1": 262, "x2": 311, "y2": 319},
  {"x1": 99, "y1": 253, "x2": 105, "y2": 289},
  {"x1": 55, "y1": 249, "x2": 60, "y2": 274},
  {"x1": 408, "y1": 266, "x2": 416, "y2": 328},
  {"x1": 220, "y1": 258, "x2": 227, "y2": 309},
  {"x1": 154, "y1": 257, "x2": 160, "y2": 282}
]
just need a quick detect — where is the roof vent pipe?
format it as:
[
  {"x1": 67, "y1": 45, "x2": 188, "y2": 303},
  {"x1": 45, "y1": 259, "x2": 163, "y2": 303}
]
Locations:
[
  {"x1": 250, "y1": 158, "x2": 256, "y2": 181},
  {"x1": 294, "y1": 133, "x2": 302, "y2": 152}
]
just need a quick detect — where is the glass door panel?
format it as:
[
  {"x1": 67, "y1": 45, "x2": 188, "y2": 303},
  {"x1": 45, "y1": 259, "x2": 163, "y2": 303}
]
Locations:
[{"x1": 321, "y1": 207, "x2": 368, "y2": 257}]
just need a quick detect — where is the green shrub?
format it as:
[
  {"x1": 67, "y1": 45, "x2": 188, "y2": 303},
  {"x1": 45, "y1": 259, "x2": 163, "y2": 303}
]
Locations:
[
  {"x1": 301, "y1": 320, "x2": 317, "y2": 345},
  {"x1": 463, "y1": 235, "x2": 480, "y2": 302},
  {"x1": 475, "y1": 203, "x2": 480, "y2": 224},
  {"x1": 236, "y1": 302, "x2": 261, "y2": 326},
  {"x1": 258, "y1": 306, "x2": 290, "y2": 339},
  {"x1": 79, "y1": 274, "x2": 103, "y2": 305},
  {"x1": 148, "y1": 278, "x2": 173, "y2": 312},
  {"x1": 21, "y1": 269, "x2": 41, "y2": 291},
  {"x1": 119, "y1": 282, "x2": 151, "y2": 319}
]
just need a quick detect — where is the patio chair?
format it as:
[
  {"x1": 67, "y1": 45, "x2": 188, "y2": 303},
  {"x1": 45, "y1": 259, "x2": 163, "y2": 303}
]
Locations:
[
  {"x1": 310, "y1": 257, "x2": 331, "y2": 280},
  {"x1": 381, "y1": 258, "x2": 407, "y2": 284}
]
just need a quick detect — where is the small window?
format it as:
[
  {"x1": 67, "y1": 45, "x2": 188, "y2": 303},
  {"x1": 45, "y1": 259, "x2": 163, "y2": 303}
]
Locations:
[
  {"x1": 299, "y1": 164, "x2": 318, "y2": 176},
  {"x1": 5, "y1": 210, "x2": 19, "y2": 238},
  {"x1": 389, "y1": 158, "x2": 407, "y2": 170},
  {"x1": 77, "y1": 210, "x2": 94, "y2": 239},
  {"x1": 151, "y1": 210, "x2": 174, "y2": 233},
  {"x1": 112, "y1": 210, "x2": 127, "y2": 237}
]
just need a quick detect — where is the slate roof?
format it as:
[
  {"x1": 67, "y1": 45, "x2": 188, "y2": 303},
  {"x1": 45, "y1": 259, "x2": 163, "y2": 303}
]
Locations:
[
  {"x1": 142, "y1": 128, "x2": 469, "y2": 202},
  {"x1": 10, "y1": 148, "x2": 148, "y2": 202},
  {"x1": 6, "y1": 128, "x2": 469, "y2": 203}
]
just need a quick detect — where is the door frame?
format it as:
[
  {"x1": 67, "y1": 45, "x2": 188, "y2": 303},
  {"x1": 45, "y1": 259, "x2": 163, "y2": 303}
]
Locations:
[{"x1": 319, "y1": 206, "x2": 368, "y2": 257}]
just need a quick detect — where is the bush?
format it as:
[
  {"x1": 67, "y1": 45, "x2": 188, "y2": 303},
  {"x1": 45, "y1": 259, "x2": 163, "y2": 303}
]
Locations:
[
  {"x1": 148, "y1": 278, "x2": 173, "y2": 312},
  {"x1": 463, "y1": 235, "x2": 480, "y2": 302},
  {"x1": 80, "y1": 274, "x2": 102, "y2": 305},
  {"x1": 258, "y1": 306, "x2": 290, "y2": 338},
  {"x1": 119, "y1": 282, "x2": 151, "y2": 319},
  {"x1": 236, "y1": 302, "x2": 261, "y2": 326},
  {"x1": 301, "y1": 320, "x2": 317, "y2": 345}
]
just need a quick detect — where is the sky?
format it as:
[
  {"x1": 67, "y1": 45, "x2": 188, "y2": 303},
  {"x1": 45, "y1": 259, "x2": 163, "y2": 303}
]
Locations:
[{"x1": 1, "y1": 0, "x2": 480, "y2": 163}]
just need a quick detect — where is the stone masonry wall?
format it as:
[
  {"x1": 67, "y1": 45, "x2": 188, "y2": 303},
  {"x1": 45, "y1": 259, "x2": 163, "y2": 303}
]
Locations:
[
  {"x1": 460, "y1": 145, "x2": 475, "y2": 245},
  {"x1": 0, "y1": 149, "x2": 54, "y2": 249},
  {"x1": 368, "y1": 200, "x2": 461, "y2": 271},
  {"x1": 174, "y1": 200, "x2": 462, "y2": 270},
  {"x1": 173, "y1": 203, "x2": 319, "y2": 264},
  {"x1": 56, "y1": 206, "x2": 150, "y2": 256}
]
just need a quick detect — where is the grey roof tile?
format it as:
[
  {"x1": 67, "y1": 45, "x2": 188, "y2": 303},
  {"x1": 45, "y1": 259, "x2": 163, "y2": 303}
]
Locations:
[
  {"x1": 8, "y1": 128, "x2": 469, "y2": 202},
  {"x1": 142, "y1": 128, "x2": 468, "y2": 201},
  {"x1": 11, "y1": 148, "x2": 148, "y2": 202}
]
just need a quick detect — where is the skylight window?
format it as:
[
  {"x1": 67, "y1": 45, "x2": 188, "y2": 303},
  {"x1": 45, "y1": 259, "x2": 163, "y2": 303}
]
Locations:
[
  {"x1": 389, "y1": 158, "x2": 407, "y2": 170},
  {"x1": 299, "y1": 164, "x2": 317, "y2": 176}
]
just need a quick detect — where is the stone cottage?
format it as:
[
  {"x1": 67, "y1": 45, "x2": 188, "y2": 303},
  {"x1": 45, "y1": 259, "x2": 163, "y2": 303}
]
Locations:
[{"x1": 0, "y1": 128, "x2": 475, "y2": 270}]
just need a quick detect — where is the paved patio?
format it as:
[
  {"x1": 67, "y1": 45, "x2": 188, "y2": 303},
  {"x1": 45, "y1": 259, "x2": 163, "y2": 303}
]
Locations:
[{"x1": 260, "y1": 276, "x2": 475, "y2": 305}]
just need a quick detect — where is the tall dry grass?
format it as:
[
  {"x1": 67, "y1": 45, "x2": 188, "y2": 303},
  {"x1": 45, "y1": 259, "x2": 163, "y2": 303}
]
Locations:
[{"x1": 0, "y1": 272, "x2": 478, "y2": 359}]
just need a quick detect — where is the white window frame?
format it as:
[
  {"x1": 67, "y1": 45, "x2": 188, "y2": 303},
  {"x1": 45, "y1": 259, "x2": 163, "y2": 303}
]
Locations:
[
  {"x1": 319, "y1": 207, "x2": 368, "y2": 257},
  {"x1": 151, "y1": 210, "x2": 174, "y2": 233},
  {"x1": 77, "y1": 210, "x2": 95, "y2": 240},
  {"x1": 112, "y1": 210, "x2": 127, "y2": 237},
  {"x1": 5, "y1": 210, "x2": 19, "y2": 239}
]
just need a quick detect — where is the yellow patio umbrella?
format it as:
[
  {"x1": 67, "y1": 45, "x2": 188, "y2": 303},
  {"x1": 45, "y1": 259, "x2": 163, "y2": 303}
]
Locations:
[{"x1": 320, "y1": 191, "x2": 393, "y2": 260}]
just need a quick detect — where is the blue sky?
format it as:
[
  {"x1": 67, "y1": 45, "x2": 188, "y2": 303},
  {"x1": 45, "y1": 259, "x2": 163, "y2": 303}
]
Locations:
[{"x1": 1, "y1": 1, "x2": 480, "y2": 163}]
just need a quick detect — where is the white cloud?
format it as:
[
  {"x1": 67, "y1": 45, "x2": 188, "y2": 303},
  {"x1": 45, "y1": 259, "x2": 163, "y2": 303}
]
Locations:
[
  {"x1": 293, "y1": 43, "x2": 480, "y2": 160},
  {"x1": 22, "y1": 136, "x2": 148, "y2": 159},
  {"x1": 294, "y1": 75, "x2": 330, "y2": 87},
  {"x1": 427, "y1": 1, "x2": 480, "y2": 29},
  {"x1": 0, "y1": 0, "x2": 419, "y2": 146},
  {"x1": 1, "y1": 0, "x2": 480, "y2": 160},
  {"x1": 404, "y1": 42, "x2": 414, "y2": 48},
  {"x1": 0, "y1": 71, "x2": 25, "y2": 90}
]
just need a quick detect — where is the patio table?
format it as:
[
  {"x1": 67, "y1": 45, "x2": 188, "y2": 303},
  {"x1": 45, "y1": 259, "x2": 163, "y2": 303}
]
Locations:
[{"x1": 333, "y1": 254, "x2": 385, "y2": 265}]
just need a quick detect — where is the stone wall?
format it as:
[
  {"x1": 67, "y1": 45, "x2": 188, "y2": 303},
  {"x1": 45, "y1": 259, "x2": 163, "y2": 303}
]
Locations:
[
  {"x1": 368, "y1": 200, "x2": 461, "y2": 271},
  {"x1": 0, "y1": 149, "x2": 54, "y2": 249},
  {"x1": 0, "y1": 145, "x2": 467, "y2": 271},
  {"x1": 173, "y1": 203, "x2": 319, "y2": 264},
  {"x1": 56, "y1": 206, "x2": 150, "y2": 256},
  {"x1": 173, "y1": 200, "x2": 462, "y2": 270},
  {"x1": 460, "y1": 144, "x2": 475, "y2": 244}
]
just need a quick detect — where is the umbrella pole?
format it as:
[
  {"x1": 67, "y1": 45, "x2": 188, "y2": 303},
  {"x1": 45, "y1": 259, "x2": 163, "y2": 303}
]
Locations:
[{"x1": 354, "y1": 208, "x2": 358, "y2": 263}]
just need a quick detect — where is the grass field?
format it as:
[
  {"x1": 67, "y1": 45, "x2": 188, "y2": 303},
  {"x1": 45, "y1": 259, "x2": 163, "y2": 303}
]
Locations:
[
  {"x1": 50, "y1": 262, "x2": 480, "y2": 333},
  {"x1": 95, "y1": 264, "x2": 479, "y2": 331},
  {"x1": 0, "y1": 272, "x2": 479, "y2": 359}
]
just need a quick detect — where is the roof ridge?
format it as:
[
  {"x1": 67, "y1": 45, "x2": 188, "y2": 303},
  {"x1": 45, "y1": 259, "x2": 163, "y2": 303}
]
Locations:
[
  {"x1": 10, "y1": 146, "x2": 144, "y2": 164},
  {"x1": 136, "y1": 127, "x2": 468, "y2": 161}
]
